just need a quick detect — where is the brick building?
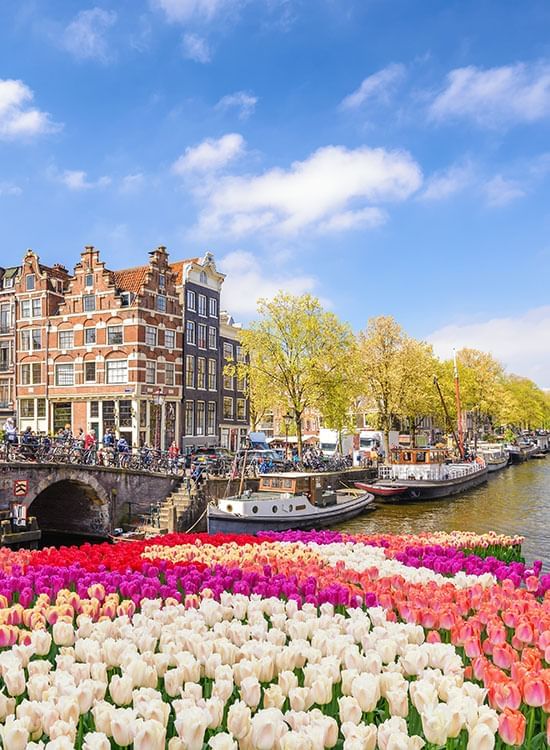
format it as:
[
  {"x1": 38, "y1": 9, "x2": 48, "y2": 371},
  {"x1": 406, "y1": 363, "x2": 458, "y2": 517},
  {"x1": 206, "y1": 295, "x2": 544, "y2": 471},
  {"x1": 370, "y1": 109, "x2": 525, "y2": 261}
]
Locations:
[
  {"x1": 219, "y1": 311, "x2": 249, "y2": 450},
  {"x1": 11, "y1": 245, "x2": 248, "y2": 450},
  {"x1": 0, "y1": 265, "x2": 20, "y2": 423}
]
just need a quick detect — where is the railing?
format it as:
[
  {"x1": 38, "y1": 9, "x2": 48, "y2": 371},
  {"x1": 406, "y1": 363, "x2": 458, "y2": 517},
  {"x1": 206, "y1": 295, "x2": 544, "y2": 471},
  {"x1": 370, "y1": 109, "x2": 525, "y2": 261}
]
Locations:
[
  {"x1": 379, "y1": 461, "x2": 484, "y2": 481},
  {"x1": 0, "y1": 438, "x2": 184, "y2": 477}
]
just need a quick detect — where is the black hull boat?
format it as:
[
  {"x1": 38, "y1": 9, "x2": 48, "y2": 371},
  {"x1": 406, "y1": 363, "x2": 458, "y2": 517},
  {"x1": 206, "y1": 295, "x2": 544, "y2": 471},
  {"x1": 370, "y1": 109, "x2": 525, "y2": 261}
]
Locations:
[
  {"x1": 207, "y1": 472, "x2": 375, "y2": 535},
  {"x1": 394, "y1": 466, "x2": 488, "y2": 500}
]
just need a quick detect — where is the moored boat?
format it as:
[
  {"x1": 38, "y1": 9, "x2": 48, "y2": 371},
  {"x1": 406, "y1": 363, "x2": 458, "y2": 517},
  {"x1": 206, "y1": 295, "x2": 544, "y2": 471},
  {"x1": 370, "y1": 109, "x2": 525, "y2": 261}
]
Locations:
[
  {"x1": 376, "y1": 448, "x2": 488, "y2": 500},
  {"x1": 354, "y1": 481, "x2": 408, "y2": 497},
  {"x1": 478, "y1": 443, "x2": 510, "y2": 473},
  {"x1": 207, "y1": 473, "x2": 375, "y2": 534}
]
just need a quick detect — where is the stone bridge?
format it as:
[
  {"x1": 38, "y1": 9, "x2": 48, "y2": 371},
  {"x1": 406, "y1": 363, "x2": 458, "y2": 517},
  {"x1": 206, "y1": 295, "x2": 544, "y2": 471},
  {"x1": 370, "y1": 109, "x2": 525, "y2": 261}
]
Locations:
[{"x1": 0, "y1": 462, "x2": 181, "y2": 538}]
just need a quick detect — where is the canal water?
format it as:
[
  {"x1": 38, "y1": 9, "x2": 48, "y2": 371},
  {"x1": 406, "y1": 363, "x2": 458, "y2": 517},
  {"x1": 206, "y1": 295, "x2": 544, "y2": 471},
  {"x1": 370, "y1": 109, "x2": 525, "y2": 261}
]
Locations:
[{"x1": 338, "y1": 459, "x2": 550, "y2": 569}]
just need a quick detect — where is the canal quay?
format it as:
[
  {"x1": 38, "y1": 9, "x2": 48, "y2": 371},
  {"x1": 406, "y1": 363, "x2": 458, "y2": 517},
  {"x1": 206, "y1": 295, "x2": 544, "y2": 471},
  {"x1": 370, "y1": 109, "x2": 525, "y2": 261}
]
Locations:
[{"x1": 338, "y1": 458, "x2": 550, "y2": 568}]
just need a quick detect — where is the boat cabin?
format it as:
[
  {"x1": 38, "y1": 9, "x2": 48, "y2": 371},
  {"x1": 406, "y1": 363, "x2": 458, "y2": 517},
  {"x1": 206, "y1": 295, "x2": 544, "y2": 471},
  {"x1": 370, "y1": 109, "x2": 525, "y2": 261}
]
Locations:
[
  {"x1": 258, "y1": 473, "x2": 323, "y2": 503},
  {"x1": 389, "y1": 448, "x2": 448, "y2": 465}
]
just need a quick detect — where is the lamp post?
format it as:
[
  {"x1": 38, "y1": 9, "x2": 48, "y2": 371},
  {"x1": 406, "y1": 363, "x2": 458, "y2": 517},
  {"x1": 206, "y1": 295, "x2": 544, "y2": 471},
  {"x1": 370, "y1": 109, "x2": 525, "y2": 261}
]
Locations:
[
  {"x1": 153, "y1": 388, "x2": 164, "y2": 450},
  {"x1": 283, "y1": 412, "x2": 293, "y2": 460}
]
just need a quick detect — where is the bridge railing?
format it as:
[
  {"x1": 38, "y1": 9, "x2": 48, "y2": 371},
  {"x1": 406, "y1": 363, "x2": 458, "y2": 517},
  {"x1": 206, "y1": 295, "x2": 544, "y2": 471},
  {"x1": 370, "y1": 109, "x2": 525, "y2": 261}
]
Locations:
[{"x1": 0, "y1": 438, "x2": 184, "y2": 476}]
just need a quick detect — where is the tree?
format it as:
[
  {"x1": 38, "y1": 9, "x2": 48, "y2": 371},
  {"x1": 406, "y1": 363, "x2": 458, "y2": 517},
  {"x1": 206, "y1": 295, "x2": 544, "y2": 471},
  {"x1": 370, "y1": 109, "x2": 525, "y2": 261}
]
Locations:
[
  {"x1": 226, "y1": 351, "x2": 277, "y2": 431},
  {"x1": 358, "y1": 316, "x2": 437, "y2": 455},
  {"x1": 237, "y1": 293, "x2": 355, "y2": 456}
]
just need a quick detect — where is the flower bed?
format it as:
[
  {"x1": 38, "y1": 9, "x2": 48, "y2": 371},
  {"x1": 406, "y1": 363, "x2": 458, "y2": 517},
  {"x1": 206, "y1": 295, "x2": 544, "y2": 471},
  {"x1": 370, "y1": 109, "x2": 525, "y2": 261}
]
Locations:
[{"x1": 0, "y1": 530, "x2": 547, "y2": 749}]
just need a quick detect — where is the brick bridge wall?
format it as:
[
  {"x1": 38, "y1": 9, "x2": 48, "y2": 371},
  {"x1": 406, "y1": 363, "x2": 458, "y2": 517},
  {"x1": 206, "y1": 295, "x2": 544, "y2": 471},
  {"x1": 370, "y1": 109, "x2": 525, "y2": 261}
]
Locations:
[{"x1": 0, "y1": 463, "x2": 180, "y2": 537}]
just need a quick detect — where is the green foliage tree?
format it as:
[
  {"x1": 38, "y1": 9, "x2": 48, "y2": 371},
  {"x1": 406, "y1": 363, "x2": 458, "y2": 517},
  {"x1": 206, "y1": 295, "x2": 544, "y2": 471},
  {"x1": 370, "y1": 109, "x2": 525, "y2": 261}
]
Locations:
[{"x1": 236, "y1": 293, "x2": 355, "y2": 455}]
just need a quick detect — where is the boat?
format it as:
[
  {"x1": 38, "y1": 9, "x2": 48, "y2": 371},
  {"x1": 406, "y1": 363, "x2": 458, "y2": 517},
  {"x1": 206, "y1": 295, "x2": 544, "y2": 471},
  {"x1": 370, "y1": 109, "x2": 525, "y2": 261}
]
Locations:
[
  {"x1": 354, "y1": 481, "x2": 408, "y2": 497},
  {"x1": 478, "y1": 443, "x2": 510, "y2": 473},
  {"x1": 532, "y1": 452, "x2": 546, "y2": 459},
  {"x1": 376, "y1": 448, "x2": 488, "y2": 500},
  {"x1": 207, "y1": 472, "x2": 375, "y2": 534}
]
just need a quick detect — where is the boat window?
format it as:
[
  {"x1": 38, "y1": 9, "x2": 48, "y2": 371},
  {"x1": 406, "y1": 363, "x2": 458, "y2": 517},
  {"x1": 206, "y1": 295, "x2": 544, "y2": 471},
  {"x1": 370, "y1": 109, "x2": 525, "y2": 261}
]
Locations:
[
  {"x1": 252, "y1": 506, "x2": 258, "y2": 514},
  {"x1": 288, "y1": 504, "x2": 293, "y2": 512},
  {"x1": 402, "y1": 452, "x2": 412, "y2": 463},
  {"x1": 226, "y1": 504, "x2": 233, "y2": 512},
  {"x1": 416, "y1": 451, "x2": 426, "y2": 463},
  {"x1": 296, "y1": 505, "x2": 306, "y2": 510},
  {"x1": 272, "y1": 505, "x2": 278, "y2": 513}
]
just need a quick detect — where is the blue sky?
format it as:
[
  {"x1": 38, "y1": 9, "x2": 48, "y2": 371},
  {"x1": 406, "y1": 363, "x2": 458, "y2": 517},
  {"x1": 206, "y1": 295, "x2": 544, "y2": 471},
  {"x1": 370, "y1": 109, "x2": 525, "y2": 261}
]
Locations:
[{"x1": 1, "y1": 0, "x2": 550, "y2": 385}]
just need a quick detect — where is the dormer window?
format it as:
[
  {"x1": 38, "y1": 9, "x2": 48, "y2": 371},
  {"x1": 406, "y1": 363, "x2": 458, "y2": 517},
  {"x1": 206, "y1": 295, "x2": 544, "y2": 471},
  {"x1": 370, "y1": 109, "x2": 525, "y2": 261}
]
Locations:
[
  {"x1": 85, "y1": 273, "x2": 94, "y2": 287},
  {"x1": 120, "y1": 292, "x2": 133, "y2": 307},
  {"x1": 159, "y1": 273, "x2": 165, "y2": 290},
  {"x1": 200, "y1": 271, "x2": 207, "y2": 284},
  {"x1": 26, "y1": 274, "x2": 35, "y2": 291},
  {"x1": 3, "y1": 277, "x2": 14, "y2": 289}
]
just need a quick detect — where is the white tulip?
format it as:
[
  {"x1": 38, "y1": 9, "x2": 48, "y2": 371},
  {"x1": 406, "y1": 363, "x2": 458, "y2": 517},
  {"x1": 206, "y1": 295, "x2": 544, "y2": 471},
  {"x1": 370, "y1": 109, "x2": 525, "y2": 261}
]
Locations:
[
  {"x1": 251, "y1": 708, "x2": 288, "y2": 750},
  {"x1": 467, "y1": 722, "x2": 495, "y2": 750},
  {"x1": 109, "y1": 674, "x2": 134, "y2": 706},
  {"x1": 4, "y1": 667, "x2": 26, "y2": 697},
  {"x1": 350, "y1": 673, "x2": 380, "y2": 713},
  {"x1": 0, "y1": 716, "x2": 29, "y2": 750},
  {"x1": 52, "y1": 622, "x2": 75, "y2": 647},
  {"x1": 240, "y1": 676, "x2": 261, "y2": 709},
  {"x1": 91, "y1": 702, "x2": 115, "y2": 735},
  {"x1": 174, "y1": 706, "x2": 209, "y2": 750},
  {"x1": 338, "y1": 696, "x2": 362, "y2": 725},
  {"x1": 278, "y1": 670, "x2": 299, "y2": 696},
  {"x1": 82, "y1": 732, "x2": 111, "y2": 750},
  {"x1": 227, "y1": 700, "x2": 251, "y2": 740},
  {"x1": 110, "y1": 707, "x2": 138, "y2": 746},
  {"x1": 208, "y1": 732, "x2": 238, "y2": 750},
  {"x1": 133, "y1": 718, "x2": 166, "y2": 750},
  {"x1": 288, "y1": 687, "x2": 313, "y2": 712}
]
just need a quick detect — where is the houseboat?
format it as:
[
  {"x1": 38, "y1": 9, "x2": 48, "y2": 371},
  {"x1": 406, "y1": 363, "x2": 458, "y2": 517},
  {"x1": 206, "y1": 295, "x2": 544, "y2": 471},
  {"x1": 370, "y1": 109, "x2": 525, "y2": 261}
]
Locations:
[
  {"x1": 372, "y1": 448, "x2": 488, "y2": 500},
  {"x1": 207, "y1": 472, "x2": 375, "y2": 534},
  {"x1": 478, "y1": 443, "x2": 510, "y2": 473}
]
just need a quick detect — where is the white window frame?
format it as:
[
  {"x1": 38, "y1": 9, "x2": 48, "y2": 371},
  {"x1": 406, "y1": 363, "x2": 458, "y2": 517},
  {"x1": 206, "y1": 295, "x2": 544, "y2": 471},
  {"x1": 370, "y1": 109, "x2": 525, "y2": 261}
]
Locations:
[
  {"x1": 209, "y1": 297, "x2": 218, "y2": 317},
  {"x1": 145, "y1": 326, "x2": 157, "y2": 347},
  {"x1": 186, "y1": 321, "x2": 195, "y2": 345},
  {"x1": 84, "y1": 327, "x2": 96, "y2": 345},
  {"x1": 165, "y1": 329, "x2": 175, "y2": 350},
  {"x1": 107, "y1": 325, "x2": 123, "y2": 345},
  {"x1": 165, "y1": 362, "x2": 175, "y2": 386},
  {"x1": 84, "y1": 361, "x2": 97, "y2": 383},
  {"x1": 198, "y1": 323, "x2": 207, "y2": 349},
  {"x1": 145, "y1": 361, "x2": 156, "y2": 384},
  {"x1": 186, "y1": 289, "x2": 196, "y2": 311},
  {"x1": 58, "y1": 330, "x2": 74, "y2": 350},
  {"x1": 198, "y1": 294, "x2": 207, "y2": 317},
  {"x1": 208, "y1": 326, "x2": 217, "y2": 350},
  {"x1": 55, "y1": 363, "x2": 74, "y2": 386},
  {"x1": 106, "y1": 360, "x2": 128, "y2": 384}
]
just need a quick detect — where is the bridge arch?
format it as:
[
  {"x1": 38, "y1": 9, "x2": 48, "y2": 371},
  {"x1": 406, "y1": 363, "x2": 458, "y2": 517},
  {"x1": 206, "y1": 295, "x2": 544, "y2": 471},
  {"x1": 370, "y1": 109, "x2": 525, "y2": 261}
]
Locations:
[{"x1": 28, "y1": 472, "x2": 110, "y2": 538}]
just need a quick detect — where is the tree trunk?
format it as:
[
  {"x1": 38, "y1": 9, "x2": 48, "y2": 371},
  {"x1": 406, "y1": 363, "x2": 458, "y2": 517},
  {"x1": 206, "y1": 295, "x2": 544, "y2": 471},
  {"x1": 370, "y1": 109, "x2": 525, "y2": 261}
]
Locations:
[{"x1": 295, "y1": 413, "x2": 303, "y2": 458}]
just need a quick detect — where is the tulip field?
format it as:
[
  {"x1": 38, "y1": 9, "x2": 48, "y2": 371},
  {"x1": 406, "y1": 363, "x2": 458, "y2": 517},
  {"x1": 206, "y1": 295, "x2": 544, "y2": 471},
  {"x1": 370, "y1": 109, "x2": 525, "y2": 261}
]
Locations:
[{"x1": 0, "y1": 530, "x2": 548, "y2": 749}]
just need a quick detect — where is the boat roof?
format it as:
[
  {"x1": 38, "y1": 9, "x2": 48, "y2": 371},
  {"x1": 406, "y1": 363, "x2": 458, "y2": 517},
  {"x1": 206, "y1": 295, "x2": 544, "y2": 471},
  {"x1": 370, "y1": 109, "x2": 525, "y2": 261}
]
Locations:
[{"x1": 263, "y1": 471, "x2": 323, "y2": 479}]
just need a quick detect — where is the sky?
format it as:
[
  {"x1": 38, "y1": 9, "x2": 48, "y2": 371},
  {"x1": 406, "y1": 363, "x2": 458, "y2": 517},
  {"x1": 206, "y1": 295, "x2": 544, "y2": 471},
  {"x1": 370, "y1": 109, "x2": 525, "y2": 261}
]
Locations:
[{"x1": 1, "y1": 0, "x2": 550, "y2": 387}]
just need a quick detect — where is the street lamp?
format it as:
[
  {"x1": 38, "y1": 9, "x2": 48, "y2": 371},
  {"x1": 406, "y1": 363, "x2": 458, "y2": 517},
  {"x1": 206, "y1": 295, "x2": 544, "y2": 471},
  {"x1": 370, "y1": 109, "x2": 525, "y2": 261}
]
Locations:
[{"x1": 283, "y1": 412, "x2": 293, "y2": 459}]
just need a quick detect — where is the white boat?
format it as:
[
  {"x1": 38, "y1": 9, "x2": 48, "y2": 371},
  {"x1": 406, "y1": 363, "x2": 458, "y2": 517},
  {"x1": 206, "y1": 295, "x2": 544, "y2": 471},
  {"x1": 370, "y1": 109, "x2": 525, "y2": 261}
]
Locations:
[
  {"x1": 478, "y1": 443, "x2": 510, "y2": 473},
  {"x1": 207, "y1": 473, "x2": 375, "y2": 534},
  {"x1": 376, "y1": 448, "x2": 488, "y2": 500}
]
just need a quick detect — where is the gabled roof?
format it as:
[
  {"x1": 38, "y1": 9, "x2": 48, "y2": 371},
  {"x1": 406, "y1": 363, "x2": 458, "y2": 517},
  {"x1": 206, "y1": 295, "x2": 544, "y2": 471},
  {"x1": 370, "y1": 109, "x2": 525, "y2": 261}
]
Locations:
[{"x1": 169, "y1": 258, "x2": 200, "y2": 285}]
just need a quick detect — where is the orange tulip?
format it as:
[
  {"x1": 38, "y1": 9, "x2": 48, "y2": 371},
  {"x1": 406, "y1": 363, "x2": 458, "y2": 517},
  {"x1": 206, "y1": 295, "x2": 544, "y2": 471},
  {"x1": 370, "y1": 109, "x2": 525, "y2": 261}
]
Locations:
[
  {"x1": 498, "y1": 708, "x2": 526, "y2": 746},
  {"x1": 522, "y1": 676, "x2": 549, "y2": 707}
]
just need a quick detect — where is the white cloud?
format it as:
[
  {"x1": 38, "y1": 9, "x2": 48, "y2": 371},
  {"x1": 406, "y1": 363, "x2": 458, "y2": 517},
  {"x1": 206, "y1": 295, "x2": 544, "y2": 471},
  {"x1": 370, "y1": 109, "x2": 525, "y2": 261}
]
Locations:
[
  {"x1": 340, "y1": 63, "x2": 406, "y2": 110},
  {"x1": 216, "y1": 90, "x2": 258, "y2": 119},
  {"x1": 318, "y1": 207, "x2": 387, "y2": 232},
  {"x1": 181, "y1": 32, "x2": 211, "y2": 62},
  {"x1": 430, "y1": 62, "x2": 550, "y2": 127},
  {"x1": 420, "y1": 162, "x2": 475, "y2": 201},
  {"x1": 63, "y1": 7, "x2": 117, "y2": 63},
  {"x1": 428, "y1": 306, "x2": 550, "y2": 388},
  {"x1": 0, "y1": 79, "x2": 60, "y2": 140},
  {"x1": 153, "y1": 0, "x2": 239, "y2": 23},
  {"x1": 0, "y1": 182, "x2": 22, "y2": 196},
  {"x1": 483, "y1": 175, "x2": 525, "y2": 207},
  {"x1": 194, "y1": 142, "x2": 422, "y2": 237},
  {"x1": 60, "y1": 170, "x2": 111, "y2": 190},
  {"x1": 172, "y1": 133, "x2": 244, "y2": 174},
  {"x1": 219, "y1": 250, "x2": 318, "y2": 316},
  {"x1": 120, "y1": 172, "x2": 145, "y2": 193}
]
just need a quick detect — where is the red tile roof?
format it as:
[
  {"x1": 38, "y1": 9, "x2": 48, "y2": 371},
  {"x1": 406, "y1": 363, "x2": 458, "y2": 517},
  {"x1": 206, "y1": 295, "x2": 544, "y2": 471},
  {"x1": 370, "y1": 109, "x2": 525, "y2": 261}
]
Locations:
[{"x1": 112, "y1": 265, "x2": 149, "y2": 294}]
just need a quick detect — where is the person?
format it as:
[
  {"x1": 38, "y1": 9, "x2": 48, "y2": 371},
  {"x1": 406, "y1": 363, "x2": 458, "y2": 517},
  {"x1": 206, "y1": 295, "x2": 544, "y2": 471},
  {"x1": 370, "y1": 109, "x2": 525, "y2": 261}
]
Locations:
[
  {"x1": 116, "y1": 436, "x2": 129, "y2": 453},
  {"x1": 84, "y1": 429, "x2": 96, "y2": 451},
  {"x1": 62, "y1": 423, "x2": 73, "y2": 442},
  {"x1": 75, "y1": 428, "x2": 85, "y2": 448},
  {"x1": 103, "y1": 428, "x2": 115, "y2": 448},
  {"x1": 168, "y1": 440, "x2": 179, "y2": 472},
  {"x1": 3, "y1": 418, "x2": 17, "y2": 447},
  {"x1": 21, "y1": 426, "x2": 33, "y2": 445}
]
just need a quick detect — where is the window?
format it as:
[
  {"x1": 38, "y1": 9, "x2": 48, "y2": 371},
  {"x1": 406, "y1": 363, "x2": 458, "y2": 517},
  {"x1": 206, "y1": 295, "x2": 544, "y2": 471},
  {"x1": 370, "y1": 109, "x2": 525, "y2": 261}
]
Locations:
[
  {"x1": 185, "y1": 401, "x2": 194, "y2": 435},
  {"x1": 223, "y1": 342, "x2": 234, "y2": 360},
  {"x1": 0, "y1": 343, "x2": 9, "y2": 370},
  {"x1": 198, "y1": 294, "x2": 207, "y2": 317},
  {"x1": 0, "y1": 380, "x2": 8, "y2": 407},
  {"x1": 120, "y1": 292, "x2": 133, "y2": 307},
  {"x1": 223, "y1": 372, "x2": 234, "y2": 390},
  {"x1": 145, "y1": 326, "x2": 157, "y2": 346},
  {"x1": 20, "y1": 300, "x2": 31, "y2": 319},
  {"x1": 186, "y1": 321, "x2": 196, "y2": 345},
  {"x1": 223, "y1": 397, "x2": 233, "y2": 420},
  {"x1": 85, "y1": 273, "x2": 94, "y2": 287},
  {"x1": 106, "y1": 360, "x2": 128, "y2": 384},
  {"x1": 208, "y1": 327, "x2": 217, "y2": 349},
  {"x1": 165, "y1": 362, "x2": 175, "y2": 386},
  {"x1": 21, "y1": 363, "x2": 41, "y2": 385},
  {"x1": 55, "y1": 363, "x2": 74, "y2": 386},
  {"x1": 32, "y1": 330, "x2": 42, "y2": 351},
  {"x1": 119, "y1": 400, "x2": 132, "y2": 427},
  {"x1": 3, "y1": 277, "x2": 13, "y2": 289},
  {"x1": 237, "y1": 375, "x2": 246, "y2": 392},
  {"x1": 21, "y1": 329, "x2": 41, "y2": 352},
  {"x1": 37, "y1": 399, "x2": 46, "y2": 419},
  {"x1": 156, "y1": 295, "x2": 166, "y2": 312},
  {"x1": 146, "y1": 361, "x2": 156, "y2": 384},
  {"x1": 85, "y1": 328, "x2": 96, "y2": 345},
  {"x1": 186, "y1": 289, "x2": 196, "y2": 311},
  {"x1": 197, "y1": 357, "x2": 206, "y2": 389},
  {"x1": 237, "y1": 398, "x2": 246, "y2": 421},
  {"x1": 209, "y1": 297, "x2": 218, "y2": 317},
  {"x1": 159, "y1": 273, "x2": 165, "y2": 290},
  {"x1": 185, "y1": 355, "x2": 195, "y2": 388},
  {"x1": 208, "y1": 359, "x2": 216, "y2": 390},
  {"x1": 207, "y1": 402, "x2": 216, "y2": 435},
  {"x1": 236, "y1": 345, "x2": 245, "y2": 363},
  {"x1": 26, "y1": 274, "x2": 35, "y2": 291},
  {"x1": 84, "y1": 362, "x2": 96, "y2": 383},
  {"x1": 196, "y1": 401, "x2": 205, "y2": 435},
  {"x1": 83, "y1": 294, "x2": 96, "y2": 312},
  {"x1": 200, "y1": 271, "x2": 207, "y2": 284},
  {"x1": 32, "y1": 298, "x2": 41, "y2": 317},
  {"x1": 107, "y1": 326, "x2": 123, "y2": 345},
  {"x1": 0, "y1": 304, "x2": 10, "y2": 333},
  {"x1": 20, "y1": 399, "x2": 34, "y2": 418},
  {"x1": 20, "y1": 330, "x2": 30, "y2": 351},
  {"x1": 90, "y1": 401, "x2": 99, "y2": 418},
  {"x1": 165, "y1": 329, "x2": 175, "y2": 350},
  {"x1": 198, "y1": 323, "x2": 207, "y2": 349},
  {"x1": 58, "y1": 330, "x2": 73, "y2": 350}
]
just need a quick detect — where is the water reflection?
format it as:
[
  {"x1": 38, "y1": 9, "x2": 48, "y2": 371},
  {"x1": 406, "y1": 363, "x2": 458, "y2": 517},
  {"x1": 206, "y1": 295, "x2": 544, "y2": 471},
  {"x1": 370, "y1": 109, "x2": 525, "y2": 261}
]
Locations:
[{"x1": 338, "y1": 460, "x2": 550, "y2": 569}]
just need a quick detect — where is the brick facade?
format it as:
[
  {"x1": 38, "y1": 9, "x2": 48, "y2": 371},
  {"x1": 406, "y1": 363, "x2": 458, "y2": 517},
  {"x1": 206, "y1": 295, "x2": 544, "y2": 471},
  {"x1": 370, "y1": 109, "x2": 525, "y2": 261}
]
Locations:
[
  {"x1": 9, "y1": 245, "x2": 248, "y2": 450},
  {"x1": 0, "y1": 265, "x2": 19, "y2": 422}
]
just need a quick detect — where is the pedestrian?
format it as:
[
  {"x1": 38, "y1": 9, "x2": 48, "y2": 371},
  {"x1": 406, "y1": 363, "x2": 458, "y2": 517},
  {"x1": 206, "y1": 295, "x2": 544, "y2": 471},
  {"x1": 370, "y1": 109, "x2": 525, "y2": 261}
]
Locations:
[
  {"x1": 84, "y1": 428, "x2": 96, "y2": 451},
  {"x1": 103, "y1": 428, "x2": 115, "y2": 448},
  {"x1": 3, "y1": 417, "x2": 17, "y2": 447}
]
